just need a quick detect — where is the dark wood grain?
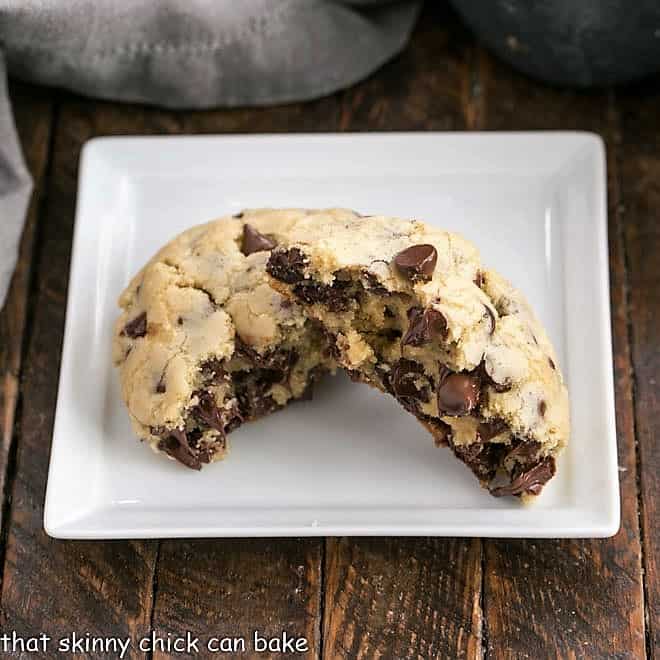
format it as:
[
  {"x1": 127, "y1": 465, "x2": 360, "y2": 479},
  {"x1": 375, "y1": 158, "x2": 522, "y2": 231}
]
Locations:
[
  {"x1": 151, "y1": 539, "x2": 321, "y2": 659},
  {"x1": 0, "y1": 82, "x2": 53, "y2": 534},
  {"x1": 0, "y1": 95, "x2": 191, "y2": 658},
  {"x1": 323, "y1": 537, "x2": 482, "y2": 659},
  {"x1": 479, "y1": 56, "x2": 646, "y2": 658},
  {"x1": 618, "y1": 78, "x2": 660, "y2": 657}
]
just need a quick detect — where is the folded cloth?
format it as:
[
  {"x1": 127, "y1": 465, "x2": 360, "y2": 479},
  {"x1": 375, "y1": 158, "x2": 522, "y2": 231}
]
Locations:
[
  {"x1": 0, "y1": 52, "x2": 32, "y2": 308},
  {"x1": 0, "y1": 0, "x2": 421, "y2": 308}
]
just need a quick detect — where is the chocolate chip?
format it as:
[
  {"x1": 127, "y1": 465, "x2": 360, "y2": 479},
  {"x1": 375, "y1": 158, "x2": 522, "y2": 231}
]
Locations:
[
  {"x1": 437, "y1": 369, "x2": 480, "y2": 416},
  {"x1": 177, "y1": 316, "x2": 184, "y2": 325},
  {"x1": 241, "y1": 223, "x2": 277, "y2": 256},
  {"x1": 267, "y1": 248, "x2": 307, "y2": 283},
  {"x1": 474, "y1": 270, "x2": 484, "y2": 288},
  {"x1": 191, "y1": 390, "x2": 227, "y2": 435},
  {"x1": 402, "y1": 306, "x2": 447, "y2": 347},
  {"x1": 391, "y1": 359, "x2": 431, "y2": 411},
  {"x1": 490, "y1": 457, "x2": 556, "y2": 497},
  {"x1": 538, "y1": 400, "x2": 547, "y2": 417},
  {"x1": 392, "y1": 244, "x2": 438, "y2": 282},
  {"x1": 484, "y1": 306, "x2": 496, "y2": 335},
  {"x1": 155, "y1": 428, "x2": 207, "y2": 471},
  {"x1": 548, "y1": 357, "x2": 556, "y2": 370},
  {"x1": 233, "y1": 212, "x2": 244, "y2": 218},
  {"x1": 156, "y1": 376, "x2": 166, "y2": 394},
  {"x1": 122, "y1": 312, "x2": 147, "y2": 338},
  {"x1": 477, "y1": 419, "x2": 507, "y2": 442}
]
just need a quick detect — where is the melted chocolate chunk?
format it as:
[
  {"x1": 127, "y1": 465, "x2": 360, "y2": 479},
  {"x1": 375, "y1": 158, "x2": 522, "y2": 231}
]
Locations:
[
  {"x1": 155, "y1": 376, "x2": 166, "y2": 394},
  {"x1": 506, "y1": 439, "x2": 542, "y2": 463},
  {"x1": 474, "y1": 270, "x2": 484, "y2": 288},
  {"x1": 241, "y1": 223, "x2": 277, "y2": 256},
  {"x1": 538, "y1": 400, "x2": 547, "y2": 417},
  {"x1": 234, "y1": 337, "x2": 298, "y2": 375},
  {"x1": 490, "y1": 457, "x2": 556, "y2": 497},
  {"x1": 155, "y1": 428, "x2": 209, "y2": 471},
  {"x1": 293, "y1": 278, "x2": 352, "y2": 312},
  {"x1": 233, "y1": 370, "x2": 281, "y2": 419},
  {"x1": 392, "y1": 244, "x2": 438, "y2": 282},
  {"x1": 191, "y1": 390, "x2": 227, "y2": 435},
  {"x1": 391, "y1": 359, "x2": 431, "y2": 412},
  {"x1": 267, "y1": 248, "x2": 307, "y2": 283},
  {"x1": 437, "y1": 368, "x2": 481, "y2": 416},
  {"x1": 477, "y1": 419, "x2": 507, "y2": 442},
  {"x1": 122, "y1": 312, "x2": 147, "y2": 338},
  {"x1": 451, "y1": 440, "x2": 508, "y2": 481},
  {"x1": 402, "y1": 306, "x2": 447, "y2": 346}
]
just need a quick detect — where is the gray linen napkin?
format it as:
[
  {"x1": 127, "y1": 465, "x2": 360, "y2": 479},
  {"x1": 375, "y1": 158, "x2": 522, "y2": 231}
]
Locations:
[
  {"x1": 0, "y1": 0, "x2": 421, "y2": 308},
  {"x1": 0, "y1": 51, "x2": 32, "y2": 308}
]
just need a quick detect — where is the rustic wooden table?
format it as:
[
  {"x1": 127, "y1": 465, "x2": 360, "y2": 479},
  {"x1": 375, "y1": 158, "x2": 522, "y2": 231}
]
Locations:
[{"x1": 1, "y1": 5, "x2": 657, "y2": 658}]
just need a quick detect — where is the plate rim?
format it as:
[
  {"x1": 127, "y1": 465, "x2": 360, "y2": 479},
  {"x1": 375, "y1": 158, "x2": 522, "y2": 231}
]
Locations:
[{"x1": 44, "y1": 130, "x2": 620, "y2": 539}]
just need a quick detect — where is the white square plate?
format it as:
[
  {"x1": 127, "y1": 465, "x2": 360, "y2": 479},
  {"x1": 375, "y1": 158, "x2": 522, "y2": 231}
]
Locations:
[{"x1": 45, "y1": 132, "x2": 619, "y2": 539}]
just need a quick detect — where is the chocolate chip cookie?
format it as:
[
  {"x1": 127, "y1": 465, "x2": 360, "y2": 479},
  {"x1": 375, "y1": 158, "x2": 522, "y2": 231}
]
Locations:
[
  {"x1": 266, "y1": 209, "x2": 569, "y2": 499},
  {"x1": 113, "y1": 210, "x2": 335, "y2": 469}
]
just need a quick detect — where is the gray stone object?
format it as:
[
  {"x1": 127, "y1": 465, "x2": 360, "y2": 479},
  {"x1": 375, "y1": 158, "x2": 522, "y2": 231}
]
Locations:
[{"x1": 450, "y1": 0, "x2": 660, "y2": 86}]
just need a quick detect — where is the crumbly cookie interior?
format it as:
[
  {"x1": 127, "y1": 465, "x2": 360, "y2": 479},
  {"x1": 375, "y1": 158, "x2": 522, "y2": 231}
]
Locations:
[
  {"x1": 151, "y1": 327, "x2": 328, "y2": 470},
  {"x1": 267, "y1": 244, "x2": 563, "y2": 498},
  {"x1": 113, "y1": 217, "x2": 334, "y2": 470}
]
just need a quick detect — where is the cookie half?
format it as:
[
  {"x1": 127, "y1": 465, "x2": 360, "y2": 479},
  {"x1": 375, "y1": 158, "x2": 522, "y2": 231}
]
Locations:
[
  {"x1": 113, "y1": 211, "x2": 335, "y2": 469},
  {"x1": 266, "y1": 209, "x2": 569, "y2": 499}
]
